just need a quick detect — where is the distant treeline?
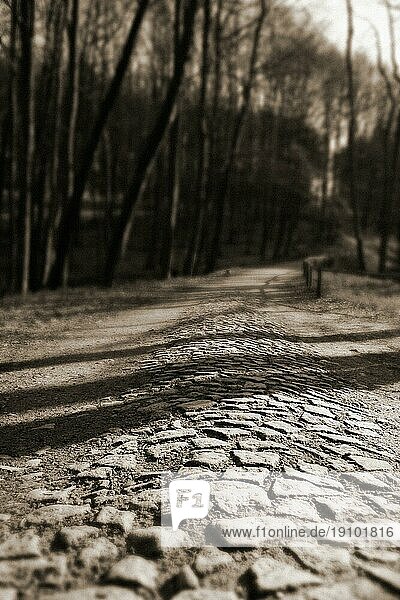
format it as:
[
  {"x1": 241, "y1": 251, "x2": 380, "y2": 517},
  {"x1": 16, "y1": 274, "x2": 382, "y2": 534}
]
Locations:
[{"x1": 0, "y1": 0, "x2": 399, "y2": 294}]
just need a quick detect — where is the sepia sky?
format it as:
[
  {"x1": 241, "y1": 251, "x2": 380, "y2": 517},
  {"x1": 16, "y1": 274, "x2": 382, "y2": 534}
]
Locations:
[{"x1": 295, "y1": 0, "x2": 399, "y2": 64}]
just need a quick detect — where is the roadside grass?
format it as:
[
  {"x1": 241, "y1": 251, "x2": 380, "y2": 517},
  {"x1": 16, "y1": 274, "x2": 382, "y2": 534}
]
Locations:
[
  {"x1": 323, "y1": 271, "x2": 400, "y2": 318},
  {"x1": 0, "y1": 275, "x2": 209, "y2": 341}
]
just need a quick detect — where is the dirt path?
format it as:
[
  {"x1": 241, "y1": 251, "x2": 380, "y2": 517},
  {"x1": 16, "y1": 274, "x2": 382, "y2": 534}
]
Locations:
[{"x1": 0, "y1": 264, "x2": 399, "y2": 598}]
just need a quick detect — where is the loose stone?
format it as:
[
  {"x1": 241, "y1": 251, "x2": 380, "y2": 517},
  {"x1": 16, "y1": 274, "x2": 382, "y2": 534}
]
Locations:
[
  {"x1": 55, "y1": 525, "x2": 100, "y2": 548},
  {"x1": 0, "y1": 532, "x2": 41, "y2": 560},
  {"x1": 107, "y1": 556, "x2": 158, "y2": 590},
  {"x1": 194, "y1": 547, "x2": 234, "y2": 575},
  {"x1": 24, "y1": 504, "x2": 91, "y2": 527},
  {"x1": 95, "y1": 506, "x2": 136, "y2": 534},
  {"x1": 247, "y1": 557, "x2": 322, "y2": 594}
]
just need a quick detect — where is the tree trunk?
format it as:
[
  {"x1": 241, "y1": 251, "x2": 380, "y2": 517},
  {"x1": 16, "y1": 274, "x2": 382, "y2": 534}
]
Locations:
[
  {"x1": 6, "y1": 0, "x2": 18, "y2": 291},
  {"x1": 345, "y1": 0, "x2": 366, "y2": 272},
  {"x1": 103, "y1": 0, "x2": 199, "y2": 287},
  {"x1": 56, "y1": 0, "x2": 80, "y2": 287},
  {"x1": 260, "y1": 88, "x2": 281, "y2": 263},
  {"x1": 29, "y1": 3, "x2": 62, "y2": 290},
  {"x1": 48, "y1": 0, "x2": 150, "y2": 289},
  {"x1": 379, "y1": 105, "x2": 400, "y2": 273},
  {"x1": 196, "y1": 0, "x2": 223, "y2": 272},
  {"x1": 42, "y1": 1, "x2": 67, "y2": 286},
  {"x1": 160, "y1": 0, "x2": 182, "y2": 279},
  {"x1": 145, "y1": 148, "x2": 166, "y2": 274},
  {"x1": 16, "y1": 0, "x2": 35, "y2": 295},
  {"x1": 183, "y1": 0, "x2": 211, "y2": 276},
  {"x1": 206, "y1": 0, "x2": 267, "y2": 273}
]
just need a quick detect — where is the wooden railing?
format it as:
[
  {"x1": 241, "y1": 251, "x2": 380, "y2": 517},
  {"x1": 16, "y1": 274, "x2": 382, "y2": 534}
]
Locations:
[{"x1": 302, "y1": 255, "x2": 333, "y2": 298}]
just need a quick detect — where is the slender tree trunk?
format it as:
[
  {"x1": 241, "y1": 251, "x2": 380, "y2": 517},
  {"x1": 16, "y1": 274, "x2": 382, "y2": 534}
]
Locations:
[
  {"x1": 55, "y1": 0, "x2": 80, "y2": 288},
  {"x1": 379, "y1": 108, "x2": 400, "y2": 273},
  {"x1": 17, "y1": 0, "x2": 35, "y2": 295},
  {"x1": 160, "y1": 0, "x2": 182, "y2": 279},
  {"x1": 146, "y1": 148, "x2": 166, "y2": 273},
  {"x1": 161, "y1": 112, "x2": 181, "y2": 278},
  {"x1": 6, "y1": 0, "x2": 18, "y2": 291},
  {"x1": 260, "y1": 88, "x2": 281, "y2": 262},
  {"x1": 320, "y1": 96, "x2": 333, "y2": 243},
  {"x1": 42, "y1": 2, "x2": 67, "y2": 286},
  {"x1": 272, "y1": 207, "x2": 287, "y2": 261},
  {"x1": 29, "y1": 3, "x2": 61, "y2": 290},
  {"x1": 206, "y1": 0, "x2": 267, "y2": 273},
  {"x1": 345, "y1": 0, "x2": 366, "y2": 272},
  {"x1": 103, "y1": 0, "x2": 199, "y2": 287},
  {"x1": 183, "y1": 0, "x2": 211, "y2": 275},
  {"x1": 48, "y1": 0, "x2": 150, "y2": 288},
  {"x1": 197, "y1": 0, "x2": 222, "y2": 272}
]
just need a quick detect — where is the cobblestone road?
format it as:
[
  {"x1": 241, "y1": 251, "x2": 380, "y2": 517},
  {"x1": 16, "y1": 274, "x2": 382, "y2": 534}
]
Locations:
[{"x1": 0, "y1": 265, "x2": 399, "y2": 598}]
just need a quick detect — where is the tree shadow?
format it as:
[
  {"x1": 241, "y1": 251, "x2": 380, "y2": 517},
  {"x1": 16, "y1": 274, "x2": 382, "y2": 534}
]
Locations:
[
  {"x1": 295, "y1": 329, "x2": 400, "y2": 344},
  {"x1": 0, "y1": 342, "x2": 398, "y2": 456}
]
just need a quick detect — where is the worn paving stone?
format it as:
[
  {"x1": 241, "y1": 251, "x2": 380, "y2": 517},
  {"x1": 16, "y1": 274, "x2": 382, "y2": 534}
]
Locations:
[
  {"x1": 40, "y1": 553, "x2": 69, "y2": 589},
  {"x1": 186, "y1": 451, "x2": 229, "y2": 470},
  {"x1": 211, "y1": 480, "x2": 271, "y2": 516},
  {"x1": 356, "y1": 548, "x2": 400, "y2": 564},
  {"x1": 55, "y1": 525, "x2": 100, "y2": 548},
  {"x1": 193, "y1": 547, "x2": 234, "y2": 575},
  {"x1": 303, "y1": 405, "x2": 335, "y2": 419},
  {"x1": 271, "y1": 478, "x2": 343, "y2": 498},
  {"x1": 79, "y1": 538, "x2": 119, "y2": 570},
  {"x1": 342, "y1": 472, "x2": 389, "y2": 490},
  {"x1": 232, "y1": 450, "x2": 280, "y2": 468},
  {"x1": 107, "y1": 556, "x2": 158, "y2": 590},
  {"x1": 95, "y1": 454, "x2": 137, "y2": 469},
  {"x1": 247, "y1": 557, "x2": 322, "y2": 594},
  {"x1": 348, "y1": 456, "x2": 393, "y2": 471},
  {"x1": 273, "y1": 498, "x2": 320, "y2": 521},
  {"x1": 171, "y1": 591, "x2": 238, "y2": 600},
  {"x1": 127, "y1": 526, "x2": 191, "y2": 557},
  {"x1": 0, "y1": 558, "x2": 50, "y2": 587},
  {"x1": 24, "y1": 504, "x2": 91, "y2": 526},
  {"x1": 0, "y1": 532, "x2": 42, "y2": 559},
  {"x1": 0, "y1": 588, "x2": 18, "y2": 600},
  {"x1": 361, "y1": 564, "x2": 400, "y2": 593},
  {"x1": 149, "y1": 429, "x2": 196, "y2": 444},
  {"x1": 27, "y1": 487, "x2": 75, "y2": 504},
  {"x1": 40, "y1": 586, "x2": 142, "y2": 599},
  {"x1": 174, "y1": 565, "x2": 200, "y2": 591},
  {"x1": 223, "y1": 468, "x2": 266, "y2": 486},
  {"x1": 201, "y1": 428, "x2": 251, "y2": 441},
  {"x1": 146, "y1": 442, "x2": 189, "y2": 460},
  {"x1": 282, "y1": 580, "x2": 394, "y2": 600},
  {"x1": 263, "y1": 420, "x2": 299, "y2": 434},
  {"x1": 314, "y1": 495, "x2": 378, "y2": 520},
  {"x1": 95, "y1": 506, "x2": 136, "y2": 534},
  {"x1": 77, "y1": 467, "x2": 113, "y2": 480},
  {"x1": 283, "y1": 468, "x2": 344, "y2": 491},
  {"x1": 191, "y1": 438, "x2": 229, "y2": 450},
  {"x1": 287, "y1": 546, "x2": 352, "y2": 574}
]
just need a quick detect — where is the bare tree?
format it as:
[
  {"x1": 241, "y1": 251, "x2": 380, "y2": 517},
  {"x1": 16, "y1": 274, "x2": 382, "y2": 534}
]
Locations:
[
  {"x1": 183, "y1": 0, "x2": 211, "y2": 275},
  {"x1": 345, "y1": 0, "x2": 366, "y2": 272},
  {"x1": 160, "y1": 0, "x2": 182, "y2": 279},
  {"x1": 16, "y1": 0, "x2": 35, "y2": 295},
  {"x1": 103, "y1": 0, "x2": 199, "y2": 286},
  {"x1": 47, "y1": 0, "x2": 150, "y2": 288},
  {"x1": 206, "y1": 0, "x2": 268, "y2": 273}
]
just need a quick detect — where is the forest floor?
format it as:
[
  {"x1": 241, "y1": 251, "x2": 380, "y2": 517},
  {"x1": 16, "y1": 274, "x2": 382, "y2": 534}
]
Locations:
[{"x1": 0, "y1": 263, "x2": 400, "y2": 599}]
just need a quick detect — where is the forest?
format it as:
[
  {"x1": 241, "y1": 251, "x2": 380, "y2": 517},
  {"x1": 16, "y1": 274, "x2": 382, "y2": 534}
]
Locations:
[{"x1": 0, "y1": 0, "x2": 400, "y2": 295}]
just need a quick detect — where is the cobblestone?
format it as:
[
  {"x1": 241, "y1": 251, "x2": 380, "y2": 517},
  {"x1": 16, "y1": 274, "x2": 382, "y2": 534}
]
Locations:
[{"x1": 1, "y1": 269, "x2": 399, "y2": 597}]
